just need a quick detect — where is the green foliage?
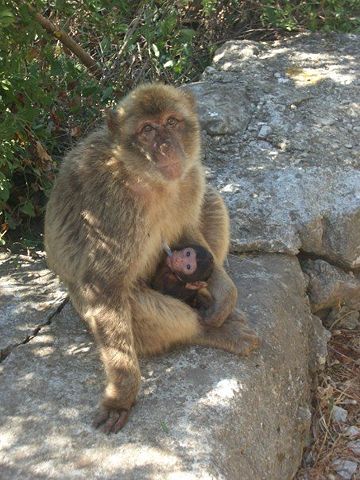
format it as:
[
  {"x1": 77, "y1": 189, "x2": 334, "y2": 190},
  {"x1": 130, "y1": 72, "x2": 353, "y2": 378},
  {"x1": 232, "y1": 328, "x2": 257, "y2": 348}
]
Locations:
[
  {"x1": 260, "y1": 1, "x2": 360, "y2": 33},
  {"x1": 201, "y1": 0, "x2": 218, "y2": 16},
  {"x1": 0, "y1": 0, "x2": 359, "y2": 243},
  {"x1": 0, "y1": 0, "x2": 208, "y2": 241}
]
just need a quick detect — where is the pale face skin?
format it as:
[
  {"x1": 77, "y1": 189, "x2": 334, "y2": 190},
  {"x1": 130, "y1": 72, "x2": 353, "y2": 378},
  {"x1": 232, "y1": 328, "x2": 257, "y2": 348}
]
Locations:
[{"x1": 166, "y1": 247, "x2": 197, "y2": 275}]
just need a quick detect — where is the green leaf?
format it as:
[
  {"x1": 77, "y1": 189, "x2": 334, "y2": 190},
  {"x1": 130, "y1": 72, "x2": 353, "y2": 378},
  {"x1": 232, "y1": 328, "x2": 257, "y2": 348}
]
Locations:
[
  {"x1": 51, "y1": 60, "x2": 64, "y2": 76},
  {"x1": 180, "y1": 28, "x2": 196, "y2": 43},
  {"x1": 20, "y1": 201, "x2": 36, "y2": 217},
  {"x1": 0, "y1": 9, "x2": 15, "y2": 28},
  {"x1": 101, "y1": 86, "x2": 113, "y2": 101},
  {"x1": 163, "y1": 59, "x2": 174, "y2": 68},
  {"x1": 0, "y1": 79, "x2": 12, "y2": 91},
  {"x1": 0, "y1": 172, "x2": 10, "y2": 203},
  {"x1": 82, "y1": 83, "x2": 99, "y2": 96},
  {"x1": 159, "y1": 15, "x2": 177, "y2": 36},
  {"x1": 152, "y1": 43, "x2": 160, "y2": 58}
]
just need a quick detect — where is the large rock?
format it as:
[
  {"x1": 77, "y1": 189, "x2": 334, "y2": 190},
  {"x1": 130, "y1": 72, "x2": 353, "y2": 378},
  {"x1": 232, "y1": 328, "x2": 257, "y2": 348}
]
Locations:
[
  {"x1": 302, "y1": 259, "x2": 360, "y2": 312},
  {"x1": 188, "y1": 33, "x2": 360, "y2": 269},
  {"x1": 3, "y1": 32, "x2": 359, "y2": 479},
  {"x1": 0, "y1": 254, "x2": 326, "y2": 480}
]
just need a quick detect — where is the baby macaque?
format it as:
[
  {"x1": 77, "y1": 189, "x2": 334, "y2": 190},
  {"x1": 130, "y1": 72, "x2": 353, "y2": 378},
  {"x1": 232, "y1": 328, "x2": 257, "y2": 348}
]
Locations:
[{"x1": 152, "y1": 244, "x2": 214, "y2": 309}]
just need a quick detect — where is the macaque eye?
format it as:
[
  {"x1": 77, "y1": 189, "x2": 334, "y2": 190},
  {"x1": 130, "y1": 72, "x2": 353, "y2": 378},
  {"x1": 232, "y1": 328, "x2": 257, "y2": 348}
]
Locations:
[
  {"x1": 187, "y1": 264, "x2": 191, "y2": 270},
  {"x1": 167, "y1": 117, "x2": 178, "y2": 127},
  {"x1": 142, "y1": 124, "x2": 153, "y2": 133},
  {"x1": 186, "y1": 250, "x2": 190, "y2": 257}
]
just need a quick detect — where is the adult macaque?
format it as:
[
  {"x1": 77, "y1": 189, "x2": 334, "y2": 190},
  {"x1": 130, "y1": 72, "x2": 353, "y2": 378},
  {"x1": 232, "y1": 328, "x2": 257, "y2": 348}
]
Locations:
[
  {"x1": 151, "y1": 244, "x2": 214, "y2": 309},
  {"x1": 45, "y1": 83, "x2": 260, "y2": 434}
]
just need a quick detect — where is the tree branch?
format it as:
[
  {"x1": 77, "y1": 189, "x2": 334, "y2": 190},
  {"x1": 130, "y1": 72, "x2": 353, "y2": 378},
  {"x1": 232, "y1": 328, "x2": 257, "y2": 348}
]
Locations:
[{"x1": 28, "y1": 5, "x2": 102, "y2": 81}]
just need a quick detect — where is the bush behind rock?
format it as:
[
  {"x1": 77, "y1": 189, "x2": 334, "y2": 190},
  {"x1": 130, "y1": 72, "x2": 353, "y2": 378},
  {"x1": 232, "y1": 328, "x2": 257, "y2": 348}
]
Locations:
[{"x1": 1, "y1": 0, "x2": 359, "y2": 241}]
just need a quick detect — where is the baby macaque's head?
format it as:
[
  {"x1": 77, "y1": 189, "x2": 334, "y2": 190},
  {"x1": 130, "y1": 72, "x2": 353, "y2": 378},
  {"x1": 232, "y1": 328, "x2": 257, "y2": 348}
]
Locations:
[{"x1": 166, "y1": 244, "x2": 214, "y2": 288}]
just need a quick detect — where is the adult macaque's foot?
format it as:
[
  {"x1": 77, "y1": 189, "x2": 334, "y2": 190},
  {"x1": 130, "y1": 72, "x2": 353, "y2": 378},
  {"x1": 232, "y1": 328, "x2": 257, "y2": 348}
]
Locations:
[
  {"x1": 196, "y1": 310, "x2": 261, "y2": 356},
  {"x1": 93, "y1": 407, "x2": 130, "y2": 434}
]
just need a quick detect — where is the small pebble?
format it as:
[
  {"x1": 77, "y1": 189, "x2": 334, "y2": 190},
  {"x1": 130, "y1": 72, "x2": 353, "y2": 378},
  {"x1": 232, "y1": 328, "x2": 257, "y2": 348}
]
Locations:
[
  {"x1": 342, "y1": 399, "x2": 357, "y2": 405},
  {"x1": 348, "y1": 440, "x2": 360, "y2": 455},
  {"x1": 320, "y1": 117, "x2": 335, "y2": 126},
  {"x1": 344, "y1": 426, "x2": 360, "y2": 438},
  {"x1": 332, "y1": 405, "x2": 348, "y2": 423},
  {"x1": 332, "y1": 459, "x2": 358, "y2": 480},
  {"x1": 258, "y1": 125, "x2": 272, "y2": 139},
  {"x1": 338, "y1": 311, "x2": 359, "y2": 330},
  {"x1": 204, "y1": 66, "x2": 217, "y2": 75}
]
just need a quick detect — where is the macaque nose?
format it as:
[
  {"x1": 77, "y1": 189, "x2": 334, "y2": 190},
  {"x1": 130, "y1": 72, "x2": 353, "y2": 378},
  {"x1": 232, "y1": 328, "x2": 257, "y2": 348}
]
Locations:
[
  {"x1": 173, "y1": 257, "x2": 182, "y2": 268},
  {"x1": 159, "y1": 141, "x2": 171, "y2": 155}
]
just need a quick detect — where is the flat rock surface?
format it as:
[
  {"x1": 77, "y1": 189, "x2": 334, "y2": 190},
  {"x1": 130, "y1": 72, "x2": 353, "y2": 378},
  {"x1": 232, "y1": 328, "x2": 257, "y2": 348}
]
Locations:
[
  {"x1": 0, "y1": 254, "x2": 321, "y2": 480},
  {"x1": 0, "y1": 252, "x2": 66, "y2": 354},
  {"x1": 189, "y1": 33, "x2": 360, "y2": 268}
]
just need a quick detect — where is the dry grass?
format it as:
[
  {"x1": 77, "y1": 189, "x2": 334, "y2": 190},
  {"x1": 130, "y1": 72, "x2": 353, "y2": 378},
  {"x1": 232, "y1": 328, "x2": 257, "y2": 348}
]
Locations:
[{"x1": 296, "y1": 318, "x2": 360, "y2": 480}]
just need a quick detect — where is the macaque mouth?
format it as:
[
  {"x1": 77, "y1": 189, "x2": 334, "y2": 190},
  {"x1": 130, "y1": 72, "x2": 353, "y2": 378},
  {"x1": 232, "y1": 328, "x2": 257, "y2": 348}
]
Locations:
[
  {"x1": 155, "y1": 142, "x2": 184, "y2": 180},
  {"x1": 157, "y1": 161, "x2": 182, "y2": 180}
]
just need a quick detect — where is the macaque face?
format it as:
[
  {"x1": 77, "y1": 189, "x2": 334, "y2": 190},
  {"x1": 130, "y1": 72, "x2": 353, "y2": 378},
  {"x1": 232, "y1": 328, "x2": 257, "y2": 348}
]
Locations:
[
  {"x1": 108, "y1": 84, "x2": 200, "y2": 182},
  {"x1": 166, "y1": 247, "x2": 197, "y2": 275},
  {"x1": 135, "y1": 113, "x2": 186, "y2": 180}
]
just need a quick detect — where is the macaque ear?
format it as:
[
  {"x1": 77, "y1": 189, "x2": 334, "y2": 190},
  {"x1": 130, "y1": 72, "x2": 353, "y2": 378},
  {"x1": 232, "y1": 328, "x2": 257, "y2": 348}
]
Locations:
[
  {"x1": 185, "y1": 281, "x2": 208, "y2": 290},
  {"x1": 181, "y1": 88, "x2": 197, "y2": 112},
  {"x1": 106, "y1": 108, "x2": 121, "y2": 134}
]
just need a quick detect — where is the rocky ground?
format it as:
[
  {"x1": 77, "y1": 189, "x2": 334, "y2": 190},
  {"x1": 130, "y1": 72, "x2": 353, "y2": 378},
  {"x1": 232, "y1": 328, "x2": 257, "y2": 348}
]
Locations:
[{"x1": 1, "y1": 33, "x2": 359, "y2": 479}]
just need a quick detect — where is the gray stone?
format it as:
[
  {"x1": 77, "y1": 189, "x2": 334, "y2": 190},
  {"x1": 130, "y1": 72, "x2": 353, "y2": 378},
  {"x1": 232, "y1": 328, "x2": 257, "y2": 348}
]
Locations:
[
  {"x1": 258, "y1": 125, "x2": 272, "y2": 139},
  {"x1": 348, "y1": 440, "x2": 360, "y2": 455},
  {"x1": 302, "y1": 259, "x2": 360, "y2": 313},
  {"x1": 338, "y1": 310, "x2": 360, "y2": 330},
  {"x1": 309, "y1": 315, "x2": 330, "y2": 371},
  {"x1": 187, "y1": 82, "x2": 252, "y2": 136},
  {"x1": 213, "y1": 40, "x2": 264, "y2": 65},
  {"x1": 190, "y1": 33, "x2": 360, "y2": 268},
  {"x1": 344, "y1": 426, "x2": 360, "y2": 438},
  {"x1": 326, "y1": 306, "x2": 360, "y2": 330},
  {"x1": 0, "y1": 252, "x2": 67, "y2": 356},
  {"x1": 331, "y1": 406, "x2": 348, "y2": 423},
  {"x1": 332, "y1": 459, "x2": 358, "y2": 480},
  {"x1": 0, "y1": 253, "x2": 321, "y2": 480}
]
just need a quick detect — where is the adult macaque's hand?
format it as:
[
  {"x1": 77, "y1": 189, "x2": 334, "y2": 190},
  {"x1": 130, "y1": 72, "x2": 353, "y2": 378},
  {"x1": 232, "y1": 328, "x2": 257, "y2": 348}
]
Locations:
[{"x1": 201, "y1": 282, "x2": 237, "y2": 327}]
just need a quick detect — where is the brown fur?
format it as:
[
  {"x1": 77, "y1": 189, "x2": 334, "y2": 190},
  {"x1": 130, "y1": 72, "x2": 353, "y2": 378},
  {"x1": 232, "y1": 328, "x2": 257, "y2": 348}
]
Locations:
[{"x1": 44, "y1": 83, "x2": 260, "y2": 433}]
